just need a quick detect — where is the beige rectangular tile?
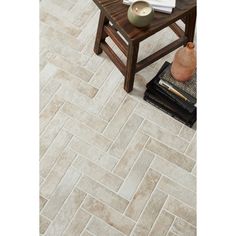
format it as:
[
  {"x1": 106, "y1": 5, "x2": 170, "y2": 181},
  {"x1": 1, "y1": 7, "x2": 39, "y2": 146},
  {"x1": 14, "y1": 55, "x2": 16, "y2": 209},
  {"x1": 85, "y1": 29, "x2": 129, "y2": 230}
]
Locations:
[
  {"x1": 171, "y1": 217, "x2": 196, "y2": 236},
  {"x1": 125, "y1": 169, "x2": 161, "y2": 221},
  {"x1": 87, "y1": 217, "x2": 125, "y2": 236},
  {"x1": 85, "y1": 53, "x2": 105, "y2": 74},
  {"x1": 40, "y1": 63, "x2": 58, "y2": 89},
  {"x1": 63, "y1": 208, "x2": 91, "y2": 236},
  {"x1": 157, "y1": 176, "x2": 196, "y2": 208},
  {"x1": 151, "y1": 156, "x2": 196, "y2": 192},
  {"x1": 118, "y1": 150, "x2": 154, "y2": 200},
  {"x1": 40, "y1": 96, "x2": 64, "y2": 134},
  {"x1": 40, "y1": 215, "x2": 51, "y2": 235},
  {"x1": 99, "y1": 82, "x2": 126, "y2": 122},
  {"x1": 82, "y1": 196, "x2": 135, "y2": 235},
  {"x1": 149, "y1": 210, "x2": 175, "y2": 236},
  {"x1": 164, "y1": 196, "x2": 196, "y2": 226},
  {"x1": 89, "y1": 59, "x2": 114, "y2": 88},
  {"x1": 45, "y1": 189, "x2": 86, "y2": 236},
  {"x1": 131, "y1": 189, "x2": 168, "y2": 236},
  {"x1": 141, "y1": 120, "x2": 188, "y2": 153},
  {"x1": 185, "y1": 135, "x2": 196, "y2": 160},
  {"x1": 40, "y1": 9, "x2": 81, "y2": 37},
  {"x1": 78, "y1": 176, "x2": 129, "y2": 213},
  {"x1": 73, "y1": 156, "x2": 123, "y2": 192},
  {"x1": 47, "y1": 0, "x2": 75, "y2": 11},
  {"x1": 145, "y1": 138, "x2": 195, "y2": 172},
  {"x1": 109, "y1": 114, "x2": 143, "y2": 158},
  {"x1": 40, "y1": 148, "x2": 77, "y2": 198},
  {"x1": 40, "y1": 111, "x2": 69, "y2": 157},
  {"x1": 40, "y1": 129, "x2": 73, "y2": 178},
  {"x1": 64, "y1": 118, "x2": 111, "y2": 152},
  {"x1": 41, "y1": 166, "x2": 81, "y2": 220},
  {"x1": 135, "y1": 103, "x2": 182, "y2": 135},
  {"x1": 53, "y1": 70, "x2": 97, "y2": 98},
  {"x1": 40, "y1": 196, "x2": 48, "y2": 211},
  {"x1": 113, "y1": 131, "x2": 149, "y2": 178},
  {"x1": 61, "y1": 102, "x2": 107, "y2": 133},
  {"x1": 40, "y1": 78, "x2": 61, "y2": 111},
  {"x1": 69, "y1": 137, "x2": 117, "y2": 171},
  {"x1": 103, "y1": 97, "x2": 137, "y2": 140},
  {"x1": 179, "y1": 125, "x2": 196, "y2": 142}
]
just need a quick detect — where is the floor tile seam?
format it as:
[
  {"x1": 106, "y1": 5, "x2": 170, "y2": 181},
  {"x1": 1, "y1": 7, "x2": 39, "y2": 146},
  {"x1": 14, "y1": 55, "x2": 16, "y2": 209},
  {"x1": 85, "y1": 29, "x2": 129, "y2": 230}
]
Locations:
[
  {"x1": 79, "y1": 214, "x2": 95, "y2": 236},
  {"x1": 164, "y1": 214, "x2": 177, "y2": 236},
  {"x1": 60, "y1": 190, "x2": 90, "y2": 236},
  {"x1": 39, "y1": 10, "x2": 82, "y2": 38},
  {"x1": 40, "y1": 122, "x2": 72, "y2": 165},
  {"x1": 60, "y1": 103, "x2": 109, "y2": 131},
  {"x1": 71, "y1": 153, "x2": 125, "y2": 183},
  {"x1": 40, "y1": 143, "x2": 77, "y2": 199},
  {"x1": 184, "y1": 131, "x2": 197, "y2": 155},
  {"x1": 120, "y1": 147, "x2": 155, "y2": 203},
  {"x1": 122, "y1": 151, "x2": 157, "y2": 216},
  {"x1": 191, "y1": 163, "x2": 197, "y2": 176},
  {"x1": 163, "y1": 208, "x2": 196, "y2": 228},
  {"x1": 104, "y1": 101, "x2": 140, "y2": 156},
  {"x1": 111, "y1": 130, "x2": 150, "y2": 176},
  {"x1": 128, "y1": 175, "x2": 168, "y2": 235},
  {"x1": 150, "y1": 153, "x2": 197, "y2": 188},
  {"x1": 42, "y1": 168, "x2": 83, "y2": 231}
]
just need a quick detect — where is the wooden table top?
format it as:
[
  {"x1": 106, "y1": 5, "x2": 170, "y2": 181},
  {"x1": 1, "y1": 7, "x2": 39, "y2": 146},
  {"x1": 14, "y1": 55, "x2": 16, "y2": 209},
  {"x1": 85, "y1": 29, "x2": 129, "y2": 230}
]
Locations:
[{"x1": 93, "y1": 0, "x2": 196, "y2": 43}]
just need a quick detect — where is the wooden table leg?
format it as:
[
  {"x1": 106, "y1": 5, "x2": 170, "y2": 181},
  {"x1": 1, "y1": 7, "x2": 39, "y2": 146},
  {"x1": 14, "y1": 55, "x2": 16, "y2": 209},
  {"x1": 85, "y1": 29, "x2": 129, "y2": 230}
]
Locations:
[
  {"x1": 124, "y1": 42, "x2": 139, "y2": 93},
  {"x1": 94, "y1": 11, "x2": 109, "y2": 55},
  {"x1": 184, "y1": 6, "x2": 196, "y2": 43}
]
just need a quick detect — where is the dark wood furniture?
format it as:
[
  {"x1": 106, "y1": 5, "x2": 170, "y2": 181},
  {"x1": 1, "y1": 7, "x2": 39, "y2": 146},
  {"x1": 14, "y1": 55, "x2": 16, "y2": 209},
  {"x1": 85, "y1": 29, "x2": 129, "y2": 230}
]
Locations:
[{"x1": 93, "y1": 0, "x2": 196, "y2": 93}]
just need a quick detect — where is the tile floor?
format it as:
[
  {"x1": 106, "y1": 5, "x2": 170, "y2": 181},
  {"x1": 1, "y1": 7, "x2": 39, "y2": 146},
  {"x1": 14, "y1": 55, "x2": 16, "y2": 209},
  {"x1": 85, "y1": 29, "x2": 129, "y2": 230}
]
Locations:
[{"x1": 40, "y1": 0, "x2": 196, "y2": 235}]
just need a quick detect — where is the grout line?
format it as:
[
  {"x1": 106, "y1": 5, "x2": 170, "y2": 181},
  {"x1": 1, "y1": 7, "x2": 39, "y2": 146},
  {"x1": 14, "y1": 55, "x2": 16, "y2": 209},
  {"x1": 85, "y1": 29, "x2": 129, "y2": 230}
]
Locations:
[
  {"x1": 79, "y1": 214, "x2": 94, "y2": 236},
  {"x1": 165, "y1": 215, "x2": 177, "y2": 236},
  {"x1": 184, "y1": 131, "x2": 197, "y2": 155}
]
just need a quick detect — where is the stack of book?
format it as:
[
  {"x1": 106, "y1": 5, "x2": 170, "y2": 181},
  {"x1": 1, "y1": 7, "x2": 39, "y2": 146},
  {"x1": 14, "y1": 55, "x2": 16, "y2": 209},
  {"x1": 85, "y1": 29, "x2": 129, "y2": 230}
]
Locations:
[
  {"x1": 123, "y1": 0, "x2": 176, "y2": 14},
  {"x1": 144, "y1": 61, "x2": 197, "y2": 127}
]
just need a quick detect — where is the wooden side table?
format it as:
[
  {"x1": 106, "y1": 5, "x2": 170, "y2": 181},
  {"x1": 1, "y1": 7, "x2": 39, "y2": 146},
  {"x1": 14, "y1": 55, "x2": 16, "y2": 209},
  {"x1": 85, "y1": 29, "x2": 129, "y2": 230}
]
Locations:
[{"x1": 93, "y1": 0, "x2": 196, "y2": 93}]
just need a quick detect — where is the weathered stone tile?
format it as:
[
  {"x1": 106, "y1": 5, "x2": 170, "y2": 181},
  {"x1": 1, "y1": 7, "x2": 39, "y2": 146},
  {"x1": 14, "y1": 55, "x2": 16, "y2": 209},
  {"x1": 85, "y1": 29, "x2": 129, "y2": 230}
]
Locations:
[
  {"x1": 40, "y1": 9, "x2": 81, "y2": 37},
  {"x1": 109, "y1": 114, "x2": 143, "y2": 158},
  {"x1": 103, "y1": 97, "x2": 137, "y2": 140},
  {"x1": 171, "y1": 217, "x2": 196, "y2": 236},
  {"x1": 69, "y1": 137, "x2": 117, "y2": 171},
  {"x1": 40, "y1": 215, "x2": 51, "y2": 234},
  {"x1": 40, "y1": 79, "x2": 61, "y2": 111},
  {"x1": 40, "y1": 96, "x2": 64, "y2": 134},
  {"x1": 164, "y1": 196, "x2": 196, "y2": 226},
  {"x1": 89, "y1": 59, "x2": 114, "y2": 88},
  {"x1": 135, "y1": 103, "x2": 183, "y2": 135},
  {"x1": 78, "y1": 176, "x2": 128, "y2": 213},
  {"x1": 61, "y1": 102, "x2": 107, "y2": 132},
  {"x1": 141, "y1": 120, "x2": 188, "y2": 153},
  {"x1": 157, "y1": 176, "x2": 196, "y2": 208},
  {"x1": 63, "y1": 208, "x2": 91, "y2": 236},
  {"x1": 64, "y1": 118, "x2": 111, "y2": 151},
  {"x1": 145, "y1": 138, "x2": 195, "y2": 172},
  {"x1": 45, "y1": 188, "x2": 86, "y2": 236},
  {"x1": 151, "y1": 156, "x2": 196, "y2": 192},
  {"x1": 48, "y1": 53, "x2": 93, "y2": 82},
  {"x1": 41, "y1": 167, "x2": 81, "y2": 220},
  {"x1": 47, "y1": 0, "x2": 75, "y2": 11},
  {"x1": 82, "y1": 196, "x2": 135, "y2": 235},
  {"x1": 40, "y1": 111, "x2": 69, "y2": 157},
  {"x1": 87, "y1": 217, "x2": 125, "y2": 236},
  {"x1": 118, "y1": 150, "x2": 154, "y2": 200},
  {"x1": 73, "y1": 156, "x2": 123, "y2": 192},
  {"x1": 40, "y1": 196, "x2": 48, "y2": 211},
  {"x1": 179, "y1": 125, "x2": 196, "y2": 142},
  {"x1": 40, "y1": 148, "x2": 77, "y2": 198},
  {"x1": 40, "y1": 129, "x2": 73, "y2": 178},
  {"x1": 113, "y1": 131, "x2": 149, "y2": 178},
  {"x1": 85, "y1": 53, "x2": 105, "y2": 74},
  {"x1": 185, "y1": 135, "x2": 196, "y2": 160},
  {"x1": 40, "y1": 63, "x2": 58, "y2": 89},
  {"x1": 99, "y1": 82, "x2": 126, "y2": 122},
  {"x1": 149, "y1": 210, "x2": 175, "y2": 236},
  {"x1": 125, "y1": 169, "x2": 161, "y2": 221},
  {"x1": 131, "y1": 189, "x2": 168, "y2": 236}
]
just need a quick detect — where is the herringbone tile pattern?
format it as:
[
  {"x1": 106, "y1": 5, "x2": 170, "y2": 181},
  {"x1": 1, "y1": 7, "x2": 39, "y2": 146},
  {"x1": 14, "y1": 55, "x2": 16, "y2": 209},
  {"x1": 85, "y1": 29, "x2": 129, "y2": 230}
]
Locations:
[{"x1": 40, "y1": 0, "x2": 196, "y2": 235}]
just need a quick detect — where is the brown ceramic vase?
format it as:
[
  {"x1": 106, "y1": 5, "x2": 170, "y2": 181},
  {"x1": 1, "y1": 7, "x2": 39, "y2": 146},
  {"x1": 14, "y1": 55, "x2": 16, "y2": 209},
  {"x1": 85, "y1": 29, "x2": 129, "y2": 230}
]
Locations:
[{"x1": 170, "y1": 42, "x2": 196, "y2": 82}]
